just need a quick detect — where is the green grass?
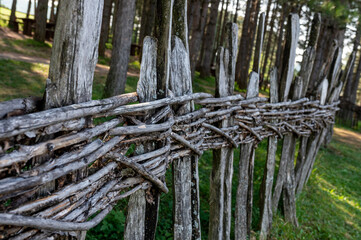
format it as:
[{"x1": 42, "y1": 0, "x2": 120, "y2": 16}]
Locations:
[
  {"x1": 0, "y1": 47, "x2": 359, "y2": 239},
  {"x1": 0, "y1": 59, "x2": 48, "y2": 100},
  {"x1": 0, "y1": 6, "x2": 34, "y2": 31},
  {"x1": 0, "y1": 38, "x2": 52, "y2": 59}
]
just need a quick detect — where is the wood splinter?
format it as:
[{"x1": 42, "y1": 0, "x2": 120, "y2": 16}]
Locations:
[
  {"x1": 170, "y1": 132, "x2": 203, "y2": 156},
  {"x1": 238, "y1": 121, "x2": 262, "y2": 141},
  {"x1": 202, "y1": 123, "x2": 238, "y2": 148},
  {"x1": 108, "y1": 152, "x2": 169, "y2": 194}
]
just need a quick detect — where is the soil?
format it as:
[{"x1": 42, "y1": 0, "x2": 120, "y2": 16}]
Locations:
[{"x1": 333, "y1": 127, "x2": 361, "y2": 148}]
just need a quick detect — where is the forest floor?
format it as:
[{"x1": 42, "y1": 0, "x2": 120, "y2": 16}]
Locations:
[{"x1": 0, "y1": 24, "x2": 360, "y2": 239}]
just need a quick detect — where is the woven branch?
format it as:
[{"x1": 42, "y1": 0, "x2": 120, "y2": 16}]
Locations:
[{"x1": 0, "y1": 91, "x2": 339, "y2": 239}]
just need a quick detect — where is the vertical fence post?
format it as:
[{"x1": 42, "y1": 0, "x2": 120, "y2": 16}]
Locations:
[
  {"x1": 171, "y1": 0, "x2": 202, "y2": 239},
  {"x1": 124, "y1": 37, "x2": 158, "y2": 240},
  {"x1": 208, "y1": 22, "x2": 238, "y2": 240},
  {"x1": 44, "y1": 1, "x2": 104, "y2": 239},
  {"x1": 271, "y1": 14, "x2": 299, "y2": 215},
  {"x1": 296, "y1": 43, "x2": 343, "y2": 193},
  {"x1": 235, "y1": 12, "x2": 264, "y2": 240},
  {"x1": 259, "y1": 67, "x2": 278, "y2": 240},
  {"x1": 294, "y1": 13, "x2": 321, "y2": 194}
]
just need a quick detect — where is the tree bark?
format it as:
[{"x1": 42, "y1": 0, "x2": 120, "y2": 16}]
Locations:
[
  {"x1": 233, "y1": 0, "x2": 240, "y2": 22},
  {"x1": 219, "y1": 0, "x2": 230, "y2": 46},
  {"x1": 98, "y1": 0, "x2": 113, "y2": 57},
  {"x1": 9, "y1": 0, "x2": 17, "y2": 29},
  {"x1": 189, "y1": 0, "x2": 209, "y2": 78},
  {"x1": 199, "y1": 0, "x2": 220, "y2": 77},
  {"x1": 43, "y1": 1, "x2": 103, "y2": 239},
  {"x1": 308, "y1": 17, "x2": 346, "y2": 93},
  {"x1": 261, "y1": 2, "x2": 277, "y2": 88},
  {"x1": 139, "y1": 0, "x2": 157, "y2": 44},
  {"x1": 45, "y1": 0, "x2": 103, "y2": 108},
  {"x1": 235, "y1": 0, "x2": 260, "y2": 90},
  {"x1": 34, "y1": 0, "x2": 48, "y2": 42},
  {"x1": 26, "y1": 0, "x2": 32, "y2": 19},
  {"x1": 349, "y1": 51, "x2": 361, "y2": 104},
  {"x1": 344, "y1": 20, "x2": 361, "y2": 104},
  {"x1": 50, "y1": 0, "x2": 55, "y2": 22},
  {"x1": 274, "y1": 2, "x2": 288, "y2": 73},
  {"x1": 104, "y1": 0, "x2": 136, "y2": 97},
  {"x1": 212, "y1": 0, "x2": 225, "y2": 64}
]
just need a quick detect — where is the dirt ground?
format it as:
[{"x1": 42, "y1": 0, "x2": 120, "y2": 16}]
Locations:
[
  {"x1": 333, "y1": 127, "x2": 361, "y2": 148},
  {"x1": 0, "y1": 26, "x2": 139, "y2": 77}
]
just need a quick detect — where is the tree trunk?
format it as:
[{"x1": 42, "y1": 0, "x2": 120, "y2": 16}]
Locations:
[
  {"x1": 212, "y1": 0, "x2": 225, "y2": 64},
  {"x1": 189, "y1": 0, "x2": 209, "y2": 77},
  {"x1": 233, "y1": 0, "x2": 240, "y2": 22},
  {"x1": 139, "y1": 0, "x2": 157, "y2": 61},
  {"x1": 34, "y1": 0, "x2": 48, "y2": 42},
  {"x1": 44, "y1": 1, "x2": 103, "y2": 239},
  {"x1": 199, "y1": 0, "x2": 221, "y2": 77},
  {"x1": 33, "y1": 0, "x2": 37, "y2": 18},
  {"x1": 235, "y1": 0, "x2": 260, "y2": 90},
  {"x1": 50, "y1": 0, "x2": 55, "y2": 22},
  {"x1": 261, "y1": 2, "x2": 277, "y2": 88},
  {"x1": 350, "y1": 51, "x2": 361, "y2": 104},
  {"x1": 103, "y1": 0, "x2": 136, "y2": 97},
  {"x1": 308, "y1": 17, "x2": 346, "y2": 93},
  {"x1": 344, "y1": 21, "x2": 361, "y2": 102},
  {"x1": 9, "y1": 0, "x2": 17, "y2": 29},
  {"x1": 219, "y1": 0, "x2": 230, "y2": 44},
  {"x1": 45, "y1": 0, "x2": 103, "y2": 108},
  {"x1": 98, "y1": 0, "x2": 113, "y2": 57},
  {"x1": 26, "y1": 0, "x2": 32, "y2": 19},
  {"x1": 274, "y1": 2, "x2": 288, "y2": 73}
]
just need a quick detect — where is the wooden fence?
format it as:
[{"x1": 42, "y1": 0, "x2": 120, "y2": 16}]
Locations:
[{"x1": 0, "y1": 9, "x2": 349, "y2": 240}]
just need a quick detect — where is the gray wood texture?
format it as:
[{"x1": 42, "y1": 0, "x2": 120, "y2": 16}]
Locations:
[
  {"x1": 259, "y1": 68, "x2": 278, "y2": 240},
  {"x1": 209, "y1": 22, "x2": 238, "y2": 240},
  {"x1": 45, "y1": 0, "x2": 103, "y2": 108},
  {"x1": 171, "y1": 1, "x2": 201, "y2": 239},
  {"x1": 124, "y1": 36, "x2": 158, "y2": 240},
  {"x1": 104, "y1": 0, "x2": 136, "y2": 97}
]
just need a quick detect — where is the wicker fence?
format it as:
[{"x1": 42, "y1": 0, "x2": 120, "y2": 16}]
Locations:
[{"x1": 0, "y1": 9, "x2": 349, "y2": 240}]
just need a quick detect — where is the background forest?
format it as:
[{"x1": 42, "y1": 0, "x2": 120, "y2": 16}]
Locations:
[{"x1": 0, "y1": 0, "x2": 360, "y2": 239}]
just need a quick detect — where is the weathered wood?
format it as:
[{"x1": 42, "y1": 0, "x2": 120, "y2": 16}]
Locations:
[
  {"x1": 279, "y1": 14, "x2": 300, "y2": 101},
  {"x1": 208, "y1": 22, "x2": 237, "y2": 240},
  {"x1": 45, "y1": 0, "x2": 103, "y2": 108},
  {"x1": 295, "y1": 79, "x2": 331, "y2": 194},
  {"x1": 0, "y1": 205, "x2": 114, "y2": 231},
  {"x1": 110, "y1": 118, "x2": 174, "y2": 136},
  {"x1": 252, "y1": 12, "x2": 265, "y2": 73},
  {"x1": 235, "y1": 28, "x2": 262, "y2": 236},
  {"x1": 0, "y1": 97, "x2": 41, "y2": 119},
  {"x1": 235, "y1": 143, "x2": 254, "y2": 240},
  {"x1": 259, "y1": 68, "x2": 278, "y2": 240},
  {"x1": 170, "y1": 35, "x2": 195, "y2": 240},
  {"x1": 0, "y1": 138, "x2": 119, "y2": 196},
  {"x1": 0, "y1": 93, "x2": 137, "y2": 139},
  {"x1": 271, "y1": 14, "x2": 300, "y2": 220},
  {"x1": 0, "y1": 119, "x2": 122, "y2": 168},
  {"x1": 10, "y1": 162, "x2": 117, "y2": 215},
  {"x1": 125, "y1": 36, "x2": 159, "y2": 240}
]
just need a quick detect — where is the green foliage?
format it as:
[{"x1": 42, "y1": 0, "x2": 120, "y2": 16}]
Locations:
[{"x1": 87, "y1": 203, "x2": 127, "y2": 240}]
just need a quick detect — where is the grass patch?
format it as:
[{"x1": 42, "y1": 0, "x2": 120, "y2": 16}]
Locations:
[
  {"x1": 0, "y1": 45, "x2": 359, "y2": 239},
  {"x1": 0, "y1": 59, "x2": 48, "y2": 100},
  {"x1": 0, "y1": 38, "x2": 52, "y2": 59}
]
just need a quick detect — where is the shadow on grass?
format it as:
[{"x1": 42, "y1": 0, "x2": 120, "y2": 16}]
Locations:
[{"x1": 0, "y1": 59, "x2": 48, "y2": 101}]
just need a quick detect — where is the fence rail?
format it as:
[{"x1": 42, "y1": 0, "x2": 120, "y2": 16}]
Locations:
[{"x1": 0, "y1": 7, "x2": 349, "y2": 240}]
